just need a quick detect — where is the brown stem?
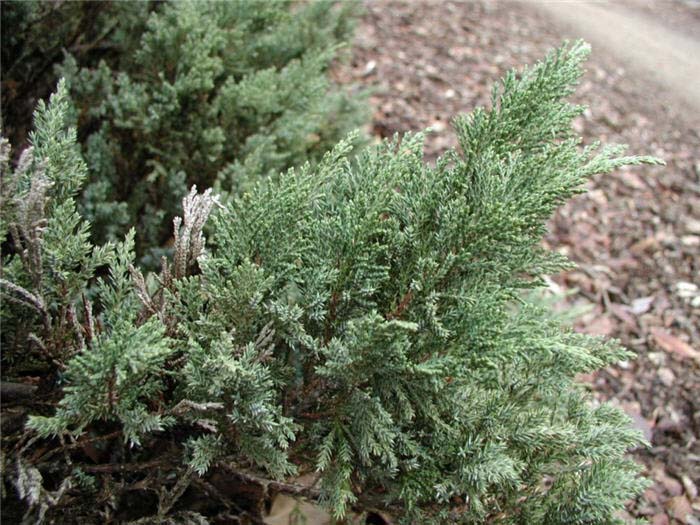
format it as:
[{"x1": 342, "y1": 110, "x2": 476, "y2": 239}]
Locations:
[
  {"x1": 219, "y1": 462, "x2": 400, "y2": 518},
  {"x1": 218, "y1": 463, "x2": 321, "y2": 500},
  {"x1": 158, "y1": 466, "x2": 195, "y2": 516},
  {"x1": 82, "y1": 293, "x2": 95, "y2": 345},
  {"x1": 324, "y1": 291, "x2": 340, "y2": 344},
  {"x1": 35, "y1": 431, "x2": 122, "y2": 464},
  {"x1": 67, "y1": 303, "x2": 85, "y2": 350},
  {"x1": 77, "y1": 456, "x2": 176, "y2": 474},
  {"x1": 386, "y1": 289, "x2": 414, "y2": 320}
]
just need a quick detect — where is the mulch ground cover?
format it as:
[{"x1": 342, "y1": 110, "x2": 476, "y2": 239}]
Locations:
[{"x1": 336, "y1": 2, "x2": 700, "y2": 523}]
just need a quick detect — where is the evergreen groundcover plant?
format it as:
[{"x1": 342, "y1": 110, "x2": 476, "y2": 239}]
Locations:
[
  {"x1": 1, "y1": 41, "x2": 662, "y2": 524},
  {"x1": 1, "y1": 0, "x2": 154, "y2": 155},
  {"x1": 2, "y1": 0, "x2": 367, "y2": 263}
]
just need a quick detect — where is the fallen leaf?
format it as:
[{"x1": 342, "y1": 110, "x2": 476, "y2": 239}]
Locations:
[
  {"x1": 264, "y1": 494, "x2": 332, "y2": 525},
  {"x1": 681, "y1": 474, "x2": 698, "y2": 499},
  {"x1": 584, "y1": 315, "x2": 616, "y2": 336},
  {"x1": 618, "y1": 170, "x2": 647, "y2": 190},
  {"x1": 650, "y1": 328, "x2": 700, "y2": 364},
  {"x1": 676, "y1": 282, "x2": 699, "y2": 299},
  {"x1": 681, "y1": 235, "x2": 700, "y2": 247},
  {"x1": 665, "y1": 495, "x2": 692, "y2": 523},
  {"x1": 685, "y1": 218, "x2": 700, "y2": 234},
  {"x1": 645, "y1": 487, "x2": 663, "y2": 506},
  {"x1": 657, "y1": 367, "x2": 675, "y2": 387},
  {"x1": 630, "y1": 236, "x2": 659, "y2": 254},
  {"x1": 620, "y1": 402, "x2": 653, "y2": 442},
  {"x1": 653, "y1": 466, "x2": 684, "y2": 497},
  {"x1": 608, "y1": 303, "x2": 637, "y2": 329}
]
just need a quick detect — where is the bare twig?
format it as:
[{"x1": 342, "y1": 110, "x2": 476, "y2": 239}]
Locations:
[
  {"x1": 158, "y1": 466, "x2": 195, "y2": 516},
  {"x1": 192, "y1": 477, "x2": 266, "y2": 524},
  {"x1": 170, "y1": 399, "x2": 224, "y2": 416},
  {"x1": 77, "y1": 455, "x2": 177, "y2": 474},
  {"x1": 27, "y1": 332, "x2": 66, "y2": 370},
  {"x1": 386, "y1": 290, "x2": 414, "y2": 320},
  {"x1": 82, "y1": 294, "x2": 95, "y2": 345},
  {"x1": 34, "y1": 431, "x2": 121, "y2": 464},
  {"x1": 67, "y1": 304, "x2": 85, "y2": 350},
  {"x1": 218, "y1": 462, "x2": 321, "y2": 501},
  {"x1": 218, "y1": 462, "x2": 401, "y2": 519}
]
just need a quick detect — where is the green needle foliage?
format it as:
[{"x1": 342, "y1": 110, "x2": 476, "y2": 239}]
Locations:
[
  {"x1": 2, "y1": 41, "x2": 662, "y2": 524},
  {"x1": 1, "y1": 83, "x2": 174, "y2": 449},
  {"x1": 2, "y1": 0, "x2": 366, "y2": 262},
  {"x1": 189, "y1": 41, "x2": 660, "y2": 523},
  {"x1": 1, "y1": 80, "x2": 113, "y2": 369},
  {"x1": 60, "y1": 0, "x2": 366, "y2": 261},
  {"x1": 1, "y1": 1, "x2": 153, "y2": 153}
]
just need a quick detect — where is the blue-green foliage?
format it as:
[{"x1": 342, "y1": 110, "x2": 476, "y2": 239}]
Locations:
[
  {"x1": 2, "y1": 42, "x2": 662, "y2": 524},
  {"x1": 179, "y1": 42, "x2": 660, "y2": 522},
  {"x1": 58, "y1": 0, "x2": 366, "y2": 260},
  {"x1": 1, "y1": 82, "x2": 174, "y2": 448},
  {"x1": 26, "y1": 230, "x2": 176, "y2": 447},
  {"x1": 1, "y1": 81, "x2": 113, "y2": 363},
  {"x1": 1, "y1": 1, "x2": 152, "y2": 155}
]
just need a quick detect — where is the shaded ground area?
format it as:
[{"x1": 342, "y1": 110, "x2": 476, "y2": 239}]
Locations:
[{"x1": 337, "y1": 1, "x2": 700, "y2": 522}]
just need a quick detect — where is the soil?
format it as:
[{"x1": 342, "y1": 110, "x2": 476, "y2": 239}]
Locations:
[{"x1": 336, "y1": 1, "x2": 700, "y2": 522}]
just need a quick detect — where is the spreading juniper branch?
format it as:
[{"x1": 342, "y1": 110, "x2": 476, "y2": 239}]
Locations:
[{"x1": 2, "y1": 40, "x2": 663, "y2": 525}]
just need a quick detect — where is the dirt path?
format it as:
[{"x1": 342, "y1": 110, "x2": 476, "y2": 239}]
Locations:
[{"x1": 531, "y1": 0, "x2": 700, "y2": 128}]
